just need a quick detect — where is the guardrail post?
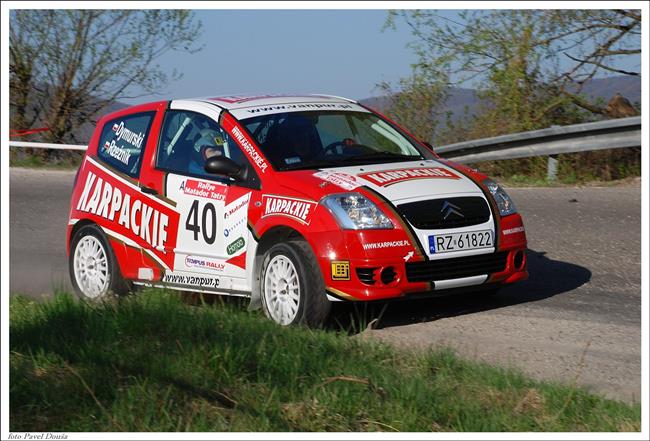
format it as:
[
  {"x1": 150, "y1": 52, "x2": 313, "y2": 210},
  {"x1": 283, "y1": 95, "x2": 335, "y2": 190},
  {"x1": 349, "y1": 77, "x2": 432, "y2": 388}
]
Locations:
[{"x1": 547, "y1": 155, "x2": 559, "y2": 181}]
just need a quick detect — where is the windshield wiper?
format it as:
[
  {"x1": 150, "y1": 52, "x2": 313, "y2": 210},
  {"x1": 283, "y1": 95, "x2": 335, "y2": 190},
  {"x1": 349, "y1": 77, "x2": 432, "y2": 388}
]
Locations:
[
  {"x1": 280, "y1": 160, "x2": 341, "y2": 171},
  {"x1": 346, "y1": 152, "x2": 422, "y2": 163}
]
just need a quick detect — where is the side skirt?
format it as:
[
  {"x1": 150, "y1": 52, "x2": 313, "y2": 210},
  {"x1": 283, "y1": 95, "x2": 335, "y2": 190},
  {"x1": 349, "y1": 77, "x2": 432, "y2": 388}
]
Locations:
[{"x1": 132, "y1": 281, "x2": 252, "y2": 298}]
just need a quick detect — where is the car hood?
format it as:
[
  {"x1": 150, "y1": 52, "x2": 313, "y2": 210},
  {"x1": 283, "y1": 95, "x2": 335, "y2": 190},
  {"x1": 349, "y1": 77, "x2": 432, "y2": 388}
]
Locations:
[{"x1": 276, "y1": 159, "x2": 484, "y2": 203}]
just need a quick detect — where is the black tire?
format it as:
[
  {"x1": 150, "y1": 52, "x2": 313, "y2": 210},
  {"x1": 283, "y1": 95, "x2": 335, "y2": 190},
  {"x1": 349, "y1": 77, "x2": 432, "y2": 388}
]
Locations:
[
  {"x1": 69, "y1": 224, "x2": 130, "y2": 301},
  {"x1": 259, "y1": 240, "x2": 331, "y2": 327}
]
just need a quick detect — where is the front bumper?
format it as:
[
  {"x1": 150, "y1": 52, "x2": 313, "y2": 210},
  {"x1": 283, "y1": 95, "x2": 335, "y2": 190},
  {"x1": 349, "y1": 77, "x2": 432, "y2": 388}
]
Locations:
[
  {"x1": 323, "y1": 245, "x2": 528, "y2": 301},
  {"x1": 318, "y1": 211, "x2": 528, "y2": 302}
]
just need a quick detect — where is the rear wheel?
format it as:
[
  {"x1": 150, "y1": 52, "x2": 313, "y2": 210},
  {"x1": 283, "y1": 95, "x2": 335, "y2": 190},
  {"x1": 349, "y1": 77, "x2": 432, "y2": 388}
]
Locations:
[
  {"x1": 69, "y1": 224, "x2": 129, "y2": 301},
  {"x1": 260, "y1": 241, "x2": 331, "y2": 327}
]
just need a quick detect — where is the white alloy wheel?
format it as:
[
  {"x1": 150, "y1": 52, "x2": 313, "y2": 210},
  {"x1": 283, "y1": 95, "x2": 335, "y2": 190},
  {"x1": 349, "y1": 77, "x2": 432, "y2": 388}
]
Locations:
[
  {"x1": 73, "y1": 235, "x2": 110, "y2": 299},
  {"x1": 263, "y1": 254, "x2": 301, "y2": 325}
]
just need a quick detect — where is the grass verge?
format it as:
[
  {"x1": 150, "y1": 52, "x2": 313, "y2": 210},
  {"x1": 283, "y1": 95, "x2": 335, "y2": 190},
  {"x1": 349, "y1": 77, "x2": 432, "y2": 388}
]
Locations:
[
  {"x1": 10, "y1": 148, "x2": 82, "y2": 170},
  {"x1": 10, "y1": 290, "x2": 640, "y2": 432}
]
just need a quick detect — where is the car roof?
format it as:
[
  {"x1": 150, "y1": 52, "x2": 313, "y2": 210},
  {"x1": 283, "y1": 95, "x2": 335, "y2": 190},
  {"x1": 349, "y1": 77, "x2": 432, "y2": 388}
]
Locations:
[{"x1": 182, "y1": 94, "x2": 357, "y2": 110}]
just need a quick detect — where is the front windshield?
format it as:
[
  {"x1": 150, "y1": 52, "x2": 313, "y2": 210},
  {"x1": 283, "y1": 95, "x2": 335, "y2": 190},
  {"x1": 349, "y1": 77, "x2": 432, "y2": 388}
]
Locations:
[{"x1": 241, "y1": 111, "x2": 424, "y2": 171}]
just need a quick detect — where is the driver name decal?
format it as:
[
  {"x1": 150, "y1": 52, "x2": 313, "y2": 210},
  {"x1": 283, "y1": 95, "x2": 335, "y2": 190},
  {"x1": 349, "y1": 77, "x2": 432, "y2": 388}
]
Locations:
[
  {"x1": 103, "y1": 140, "x2": 131, "y2": 165},
  {"x1": 112, "y1": 120, "x2": 145, "y2": 149},
  {"x1": 359, "y1": 167, "x2": 460, "y2": 186}
]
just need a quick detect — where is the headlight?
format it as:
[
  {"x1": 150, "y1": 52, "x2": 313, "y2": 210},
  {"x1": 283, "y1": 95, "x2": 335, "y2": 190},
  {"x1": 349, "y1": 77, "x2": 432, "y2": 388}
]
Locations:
[
  {"x1": 321, "y1": 193, "x2": 394, "y2": 229},
  {"x1": 483, "y1": 179, "x2": 517, "y2": 216}
]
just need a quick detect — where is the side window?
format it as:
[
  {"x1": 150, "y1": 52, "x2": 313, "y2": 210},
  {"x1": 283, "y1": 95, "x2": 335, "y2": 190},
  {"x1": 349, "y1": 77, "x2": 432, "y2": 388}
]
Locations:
[
  {"x1": 156, "y1": 110, "x2": 248, "y2": 179},
  {"x1": 97, "y1": 112, "x2": 154, "y2": 177}
]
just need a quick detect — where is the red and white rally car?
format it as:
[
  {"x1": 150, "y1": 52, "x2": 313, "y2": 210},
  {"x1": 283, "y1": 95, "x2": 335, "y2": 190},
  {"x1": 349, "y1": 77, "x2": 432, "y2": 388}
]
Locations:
[{"x1": 67, "y1": 94, "x2": 528, "y2": 325}]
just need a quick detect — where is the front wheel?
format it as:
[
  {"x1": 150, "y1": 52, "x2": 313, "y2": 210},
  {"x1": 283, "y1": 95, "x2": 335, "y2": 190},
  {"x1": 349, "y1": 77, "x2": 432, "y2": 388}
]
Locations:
[
  {"x1": 69, "y1": 224, "x2": 129, "y2": 301},
  {"x1": 260, "y1": 241, "x2": 331, "y2": 327}
]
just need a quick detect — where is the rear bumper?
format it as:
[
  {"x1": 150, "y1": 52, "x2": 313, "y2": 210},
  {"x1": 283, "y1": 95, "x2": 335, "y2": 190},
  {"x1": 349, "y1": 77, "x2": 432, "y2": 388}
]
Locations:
[{"x1": 323, "y1": 245, "x2": 528, "y2": 302}]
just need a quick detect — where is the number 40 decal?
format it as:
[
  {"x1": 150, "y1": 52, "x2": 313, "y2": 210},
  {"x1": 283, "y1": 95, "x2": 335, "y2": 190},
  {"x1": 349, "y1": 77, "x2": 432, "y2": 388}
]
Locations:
[{"x1": 185, "y1": 200, "x2": 217, "y2": 244}]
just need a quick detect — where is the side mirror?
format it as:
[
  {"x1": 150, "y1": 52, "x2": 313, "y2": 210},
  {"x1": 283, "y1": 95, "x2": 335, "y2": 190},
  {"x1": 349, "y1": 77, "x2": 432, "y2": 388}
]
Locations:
[
  {"x1": 204, "y1": 156, "x2": 244, "y2": 180},
  {"x1": 422, "y1": 141, "x2": 434, "y2": 151}
]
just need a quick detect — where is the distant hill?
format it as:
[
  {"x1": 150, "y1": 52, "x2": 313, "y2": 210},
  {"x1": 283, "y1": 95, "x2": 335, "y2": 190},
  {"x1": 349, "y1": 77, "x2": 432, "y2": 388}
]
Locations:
[
  {"x1": 580, "y1": 76, "x2": 640, "y2": 104},
  {"x1": 10, "y1": 89, "x2": 130, "y2": 144},
  {"x1": 359, "y1": 75, "x2": 641, "y2": 124}
]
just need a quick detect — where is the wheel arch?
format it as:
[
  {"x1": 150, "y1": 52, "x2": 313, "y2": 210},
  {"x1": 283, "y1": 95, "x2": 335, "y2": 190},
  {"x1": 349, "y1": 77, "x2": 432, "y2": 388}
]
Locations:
[
  {"x1": 248, "y1": 225, "x2": 310, "y2": 310},
  {"x1": 68, "y1": 219, "x2": 98, "y2": 255},
  {"x1": 68, "y1": 220, "x2": 131, "y2": 298},
  {"x1": 70, "y1": 219, "x2": 96, "y2": 242},
  {"x1": 68, "y1": 220, "x2": 136, "y2": 281}
]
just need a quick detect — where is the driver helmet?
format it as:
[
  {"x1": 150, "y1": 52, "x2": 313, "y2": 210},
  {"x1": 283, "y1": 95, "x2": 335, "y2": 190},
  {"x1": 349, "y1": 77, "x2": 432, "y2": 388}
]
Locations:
[{"x1": 193, "y1": 128, "x2": 225, "y2": 160}]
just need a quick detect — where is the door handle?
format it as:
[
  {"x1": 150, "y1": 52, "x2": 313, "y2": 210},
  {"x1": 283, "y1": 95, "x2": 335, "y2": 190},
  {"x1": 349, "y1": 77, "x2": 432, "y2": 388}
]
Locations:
[{"x1": 141, "y1": 185, "x2": 158, "y2": 195}]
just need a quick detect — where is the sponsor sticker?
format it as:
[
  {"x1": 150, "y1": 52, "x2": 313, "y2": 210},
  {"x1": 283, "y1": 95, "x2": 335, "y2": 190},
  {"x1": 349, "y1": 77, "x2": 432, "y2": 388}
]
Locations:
[
  {"x1": 362, "y1": 239, "x2": 410, "y2": 251},
  {"x1": 229, "y1": 125, "x2": 268, "y2": 173},
  {"x1": 359, "y1": 167, "x2": 460, "y2": 187},
  {"x1": 76, "y1": 170, "x2": 170, "y2": 250},
  {"x1": 262, "y1": 195, "x2": 316, "y2": 225},
  {"x1": 224, "y1": 217, "x2": 247, "y2": 237},
  {"x1": 229, "y1": 102, "x2": 371, "y2": 119},
  {"x1": 502, "y1": 226, "x2": 525, "y2": 235},
  {"x1": 227, "y1": 237, "x2": 246, "y2": 255},
  {"x1": 163, "y1": 272, "x2": 220, "y2": 288},
  {"x1": 180, "y1": 179, "x2": 227, "y2": 201},
  {"x1": 244, "y1": 102, "x2": 356, "y2": 115},
  {"x1": 331, "y1": 261, "x2": 350, "y2": 281},
  {"x1": 313, "y1": 171, "x2": 362, "y2": 191},
  {"x1": 224, "y1": 193, "x2": 251, "y2": 219},
  {"x1": 184, "y1": 255, "x2": 226, "y2": 272}
]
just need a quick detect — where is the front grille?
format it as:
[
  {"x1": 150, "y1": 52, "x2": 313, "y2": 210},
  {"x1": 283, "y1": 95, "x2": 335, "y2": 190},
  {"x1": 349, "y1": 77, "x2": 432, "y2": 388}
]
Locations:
[
  {"x1": 405, "y1": 251, "x2": 508, "y2": 283},
  {"x1": 356, "y1": 267, "x2": 377, "y2": 285},
  {"x1": 396, "y1": 196, "x2": 490, "y2": 230}
]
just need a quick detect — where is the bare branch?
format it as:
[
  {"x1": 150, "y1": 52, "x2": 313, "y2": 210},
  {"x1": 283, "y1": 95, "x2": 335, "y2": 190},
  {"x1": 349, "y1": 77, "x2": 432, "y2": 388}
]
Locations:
[
  {"x1": 564, "y1": 53, "x2": 640, "y2": 76},
  {"x1": 9, "y1": 10, "x2": 203, "y2": 142},
  {"x1": 613, "y1": 9, "x2": 641, "y2": 22}
]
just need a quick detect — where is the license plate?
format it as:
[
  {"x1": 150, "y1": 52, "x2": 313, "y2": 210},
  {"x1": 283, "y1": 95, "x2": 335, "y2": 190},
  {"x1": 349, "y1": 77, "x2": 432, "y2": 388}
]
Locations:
[{"x1": 428, "y1": 230, "x2": 493, "y2": 254}]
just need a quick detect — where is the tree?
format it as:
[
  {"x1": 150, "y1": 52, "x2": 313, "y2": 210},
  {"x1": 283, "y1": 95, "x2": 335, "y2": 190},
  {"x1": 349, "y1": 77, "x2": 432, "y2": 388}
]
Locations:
[
  {"x1": 10, "y1": 10, "x2": 203, "y2": 143},
  {"x1": 376, "y1": 73, "x2": 447, "y2": 142},
  {"x1": 380, "y1": 9, "x2": 640, "y2": 144}
]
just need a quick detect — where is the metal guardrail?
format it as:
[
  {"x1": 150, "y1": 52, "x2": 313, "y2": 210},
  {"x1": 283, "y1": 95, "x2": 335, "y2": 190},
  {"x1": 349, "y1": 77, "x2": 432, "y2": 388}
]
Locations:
[
  {"x1": 9, "y1": 116, "x2": 642, "y2": 180},
  {"x1": 435, "y1": 116, "x2": 641, "y2": 164},
  {"x1": 9, "y1": 141, "x2": 87, "y2": 151}
]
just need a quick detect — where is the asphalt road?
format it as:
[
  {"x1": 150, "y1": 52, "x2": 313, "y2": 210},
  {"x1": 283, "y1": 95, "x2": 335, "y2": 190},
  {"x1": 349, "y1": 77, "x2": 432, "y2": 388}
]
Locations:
[{"x1": 9, "y1": 168, "x2": 642, "y2": 401}]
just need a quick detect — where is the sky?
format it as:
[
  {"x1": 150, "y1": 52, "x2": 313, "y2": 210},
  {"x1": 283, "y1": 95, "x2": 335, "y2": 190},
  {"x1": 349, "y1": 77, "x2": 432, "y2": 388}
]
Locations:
[
  {"x1": 123, "y1": 10, "x2": 420, "y2": 104},
  {"x1": 125, "y1": 8, "x2": 642, "y2": 106}
]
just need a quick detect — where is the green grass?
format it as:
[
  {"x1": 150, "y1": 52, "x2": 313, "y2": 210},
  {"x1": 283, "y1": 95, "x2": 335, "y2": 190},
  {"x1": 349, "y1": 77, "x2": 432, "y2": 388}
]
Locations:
[
  {"x1": 10, "y1": 290, "x2": 640, "y2": 432},
  {"x1": 10, "y1": 149, "x2": 82, "y2": 170}
]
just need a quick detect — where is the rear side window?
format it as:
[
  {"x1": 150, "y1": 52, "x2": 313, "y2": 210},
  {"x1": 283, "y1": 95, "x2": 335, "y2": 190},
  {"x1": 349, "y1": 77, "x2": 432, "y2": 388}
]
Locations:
[{"x1": 97, "y1": 112, "x2": 155, "y2": 177}]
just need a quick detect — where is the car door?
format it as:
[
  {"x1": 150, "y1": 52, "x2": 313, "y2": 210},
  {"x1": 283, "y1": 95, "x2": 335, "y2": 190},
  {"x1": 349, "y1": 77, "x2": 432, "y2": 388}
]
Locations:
[{"x1": 154, "y1": 101, "x2": 258, "y2": 294}]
